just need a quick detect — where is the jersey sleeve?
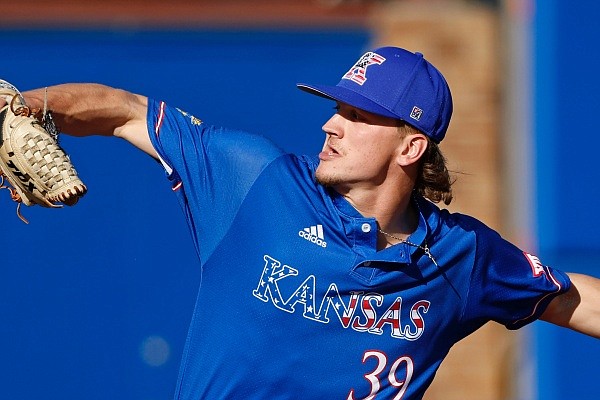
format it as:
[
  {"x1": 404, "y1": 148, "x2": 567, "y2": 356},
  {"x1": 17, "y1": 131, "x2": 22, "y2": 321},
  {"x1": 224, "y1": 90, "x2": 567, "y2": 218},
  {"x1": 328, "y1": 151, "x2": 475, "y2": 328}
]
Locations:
[
  {"x1": 145, "y1": 98, "x2": 286, "y2": 262},
  {"x1": 462, "y1": 219, "x2": 571, "y2": 330}
]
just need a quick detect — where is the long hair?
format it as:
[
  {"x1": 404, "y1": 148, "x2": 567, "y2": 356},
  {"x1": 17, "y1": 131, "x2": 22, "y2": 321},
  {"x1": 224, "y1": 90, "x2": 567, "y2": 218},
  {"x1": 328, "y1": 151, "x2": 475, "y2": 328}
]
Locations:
[
  {"x1": 399, "y1": 123, "x2": 454, "y2": 205},
  {"x1": 417, "y1": 138, "x2": 454, "y2": 205}
]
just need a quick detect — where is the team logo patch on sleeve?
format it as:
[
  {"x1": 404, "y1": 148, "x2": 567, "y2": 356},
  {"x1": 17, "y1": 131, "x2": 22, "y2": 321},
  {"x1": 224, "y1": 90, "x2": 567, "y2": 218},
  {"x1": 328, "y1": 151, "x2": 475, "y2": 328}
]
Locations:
[
  {"x1": 524, "y1": 252, "x2": 545, "y2": 277},
  {"x1": 176, "y1": 108, "x2": 202, "y2": 125}
]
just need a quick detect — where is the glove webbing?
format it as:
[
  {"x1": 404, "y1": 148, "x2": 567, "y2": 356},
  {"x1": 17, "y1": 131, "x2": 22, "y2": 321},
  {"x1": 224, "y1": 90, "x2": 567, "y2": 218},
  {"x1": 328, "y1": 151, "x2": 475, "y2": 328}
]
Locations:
[{"x1": 21, "y1": 130, "x2": 79, "y2": 191}]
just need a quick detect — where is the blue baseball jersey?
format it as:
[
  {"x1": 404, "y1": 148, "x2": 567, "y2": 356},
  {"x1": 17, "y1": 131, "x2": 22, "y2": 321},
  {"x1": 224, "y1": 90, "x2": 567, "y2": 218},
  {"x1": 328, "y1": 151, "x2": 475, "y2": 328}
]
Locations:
[{"x1": 147, "y1": 99, "x2": 571, "y2": 400}]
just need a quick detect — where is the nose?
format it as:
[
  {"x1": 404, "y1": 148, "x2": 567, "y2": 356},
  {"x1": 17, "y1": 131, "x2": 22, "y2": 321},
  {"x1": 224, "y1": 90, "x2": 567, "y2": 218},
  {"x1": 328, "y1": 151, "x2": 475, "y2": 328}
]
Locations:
[{"x1": 322, "y1": 113, "x2": 343, "y2": 138}]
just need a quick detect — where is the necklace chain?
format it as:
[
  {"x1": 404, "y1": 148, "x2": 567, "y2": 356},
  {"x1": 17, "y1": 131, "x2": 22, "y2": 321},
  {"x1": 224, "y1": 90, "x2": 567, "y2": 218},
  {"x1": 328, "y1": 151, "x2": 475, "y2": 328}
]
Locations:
[{"x1": 377, "y1": 228, "x2": 439, "y2": 268}]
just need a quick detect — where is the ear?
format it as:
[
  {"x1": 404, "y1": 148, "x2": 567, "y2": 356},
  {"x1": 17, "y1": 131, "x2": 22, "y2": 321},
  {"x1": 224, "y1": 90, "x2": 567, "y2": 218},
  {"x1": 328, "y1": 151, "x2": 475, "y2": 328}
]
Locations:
[{"x1": 395, "y1": 133, "x2": 428, "y2": 167}]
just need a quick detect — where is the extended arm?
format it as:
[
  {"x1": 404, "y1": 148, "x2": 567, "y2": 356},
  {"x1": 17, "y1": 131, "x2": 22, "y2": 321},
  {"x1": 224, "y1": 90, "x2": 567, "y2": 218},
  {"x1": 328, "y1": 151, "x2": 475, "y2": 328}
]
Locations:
[
  {"x1": 541, "y1": 273, "x2": 600, "y2": 338},
  {"x1": 18, "y1": 83, "x2": 157, "y2": 158}
]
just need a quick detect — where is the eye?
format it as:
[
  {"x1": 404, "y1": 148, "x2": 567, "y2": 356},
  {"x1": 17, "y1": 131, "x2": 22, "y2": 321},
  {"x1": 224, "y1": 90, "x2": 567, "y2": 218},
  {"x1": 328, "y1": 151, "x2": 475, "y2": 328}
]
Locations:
[
  {"x1": 333, "y1": 104, "x2": 366, "y2": 122},
  {"x1": 349, "y1": 108, "x2": 368, "y2": 123}
]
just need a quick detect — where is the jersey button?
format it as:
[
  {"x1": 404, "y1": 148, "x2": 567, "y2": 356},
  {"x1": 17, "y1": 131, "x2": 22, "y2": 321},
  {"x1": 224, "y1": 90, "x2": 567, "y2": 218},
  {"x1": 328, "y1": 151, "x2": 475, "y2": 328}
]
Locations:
[{"x1": 361, "y1": 223, "x2": 371, "y2": 233}]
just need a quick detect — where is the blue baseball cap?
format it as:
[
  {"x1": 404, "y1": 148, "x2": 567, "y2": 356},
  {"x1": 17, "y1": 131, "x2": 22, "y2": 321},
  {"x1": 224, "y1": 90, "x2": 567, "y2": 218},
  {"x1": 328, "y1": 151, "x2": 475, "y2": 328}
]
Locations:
[{"x1": 297, "y1": 46, "x2": 453, "y2": 143}]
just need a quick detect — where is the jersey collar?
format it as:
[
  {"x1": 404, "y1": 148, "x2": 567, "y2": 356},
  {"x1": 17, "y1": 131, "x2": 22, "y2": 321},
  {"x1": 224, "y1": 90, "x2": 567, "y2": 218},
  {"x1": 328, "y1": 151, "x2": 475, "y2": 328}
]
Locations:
[{"x1": 328, "y1": 189, "x2": 434, "y2": 263}]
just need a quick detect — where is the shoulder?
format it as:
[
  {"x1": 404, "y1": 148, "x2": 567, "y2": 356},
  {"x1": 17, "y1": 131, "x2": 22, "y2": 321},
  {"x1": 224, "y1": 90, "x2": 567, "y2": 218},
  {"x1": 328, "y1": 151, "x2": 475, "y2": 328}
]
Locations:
[
  {"x1": 255, "y1": 154, "x2": 320, "y2": 194},
  {"x1": 420, "y1": 200, "x2": 515, "y2": 271},
  {"x1": 419, "y1": 198, "x2": 500, "y2": 244},
  {"x1": 444, "y1": 212, "x2": 509, "y2": 258},
  {"x1": 148, "y1": 99, "x2": 290, "y2": 169}
]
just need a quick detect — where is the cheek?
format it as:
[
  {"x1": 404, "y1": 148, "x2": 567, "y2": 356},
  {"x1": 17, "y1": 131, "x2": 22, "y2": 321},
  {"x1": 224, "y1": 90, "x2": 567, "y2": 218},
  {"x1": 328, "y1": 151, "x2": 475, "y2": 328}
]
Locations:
[{"x1": 357, "y1": 142, "x2": 392, "y2": 165}]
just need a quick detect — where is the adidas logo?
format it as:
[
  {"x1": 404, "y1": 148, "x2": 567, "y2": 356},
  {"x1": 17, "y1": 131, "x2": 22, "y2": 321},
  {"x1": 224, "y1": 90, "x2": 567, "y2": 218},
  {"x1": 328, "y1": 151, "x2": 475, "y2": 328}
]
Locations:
[{"x1": 298, "y1": 224, "x2": 327, "y2": 248}]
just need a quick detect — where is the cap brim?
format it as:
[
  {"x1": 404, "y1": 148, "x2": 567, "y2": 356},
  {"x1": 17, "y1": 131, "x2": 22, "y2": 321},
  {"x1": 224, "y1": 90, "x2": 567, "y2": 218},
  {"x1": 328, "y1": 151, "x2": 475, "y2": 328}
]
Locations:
[{"x1": 297, "y1": 83, "x2": 399, "y2": 120}]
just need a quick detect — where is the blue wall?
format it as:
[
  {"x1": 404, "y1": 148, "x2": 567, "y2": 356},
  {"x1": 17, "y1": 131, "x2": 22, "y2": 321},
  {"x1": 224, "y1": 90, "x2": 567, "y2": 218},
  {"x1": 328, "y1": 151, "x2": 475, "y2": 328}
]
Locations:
[
  {"x1": 534, "y1": 1, "x2": 600, "y2": 399},
  {"x1": 0, "y1": 29, "x2": 369, "y2": 399}
]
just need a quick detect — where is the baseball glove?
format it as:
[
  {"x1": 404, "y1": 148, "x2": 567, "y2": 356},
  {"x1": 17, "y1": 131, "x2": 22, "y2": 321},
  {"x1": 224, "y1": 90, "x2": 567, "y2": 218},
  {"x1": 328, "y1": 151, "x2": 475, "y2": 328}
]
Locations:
[{"x1": 0, "y1": 80, "x2": 87, "y2": 223}]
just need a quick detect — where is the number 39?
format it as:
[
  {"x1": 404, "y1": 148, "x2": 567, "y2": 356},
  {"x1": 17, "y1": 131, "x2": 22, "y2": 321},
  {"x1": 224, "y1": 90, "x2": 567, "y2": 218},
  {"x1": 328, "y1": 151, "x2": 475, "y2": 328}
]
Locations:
[{"x1": 347, "y1": 350, "x2": 414, "y2": 400}]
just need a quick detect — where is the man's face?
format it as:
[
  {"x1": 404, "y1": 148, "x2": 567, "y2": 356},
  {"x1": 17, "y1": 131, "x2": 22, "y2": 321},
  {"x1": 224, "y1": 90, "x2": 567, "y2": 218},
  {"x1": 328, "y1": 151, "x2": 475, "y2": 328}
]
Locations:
[{"x1": 315, "y1": 102, "x2": 404, "y2": 189}]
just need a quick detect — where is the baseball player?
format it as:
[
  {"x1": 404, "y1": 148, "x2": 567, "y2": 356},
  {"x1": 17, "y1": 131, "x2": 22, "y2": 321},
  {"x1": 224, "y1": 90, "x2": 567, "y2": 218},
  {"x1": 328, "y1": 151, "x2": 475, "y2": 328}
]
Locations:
[{"x1": 10, "y1": 46, "x2": 600, "y2": 399}]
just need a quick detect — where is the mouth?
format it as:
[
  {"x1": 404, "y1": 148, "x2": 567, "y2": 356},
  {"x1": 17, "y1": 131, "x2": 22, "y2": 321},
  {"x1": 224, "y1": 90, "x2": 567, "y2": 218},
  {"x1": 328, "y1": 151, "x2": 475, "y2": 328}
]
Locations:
[{"x1": 319, "y1": 144, "x2": 340, "y2": 160}]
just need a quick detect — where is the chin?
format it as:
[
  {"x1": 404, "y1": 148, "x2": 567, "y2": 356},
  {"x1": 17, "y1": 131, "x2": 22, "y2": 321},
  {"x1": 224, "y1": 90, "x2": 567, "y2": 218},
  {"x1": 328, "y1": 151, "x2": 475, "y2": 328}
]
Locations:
[{"x1": 315, "y1": 167, "x2": 342, "y2": 187}]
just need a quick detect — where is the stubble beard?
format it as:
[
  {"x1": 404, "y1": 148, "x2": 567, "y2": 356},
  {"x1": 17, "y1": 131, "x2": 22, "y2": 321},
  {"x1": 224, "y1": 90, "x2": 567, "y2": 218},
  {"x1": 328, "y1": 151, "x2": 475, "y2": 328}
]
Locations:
[{"x1": 315, "y1": 164, "x2": 343, "y2": 188}]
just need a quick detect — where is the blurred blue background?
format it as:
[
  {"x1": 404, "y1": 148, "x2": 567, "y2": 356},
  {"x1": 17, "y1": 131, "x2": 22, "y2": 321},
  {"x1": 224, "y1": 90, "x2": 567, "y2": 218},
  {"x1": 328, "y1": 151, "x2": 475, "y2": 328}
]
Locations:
[
  {"x1": 533, "y1": 1, "x2": 600, "y2": 399},
  {"x1": 0, "y1": 29, "x2": 370, "y2": 399},
  {"x1": 1, "y1": 0, "x2": 599, "y2": 399}
]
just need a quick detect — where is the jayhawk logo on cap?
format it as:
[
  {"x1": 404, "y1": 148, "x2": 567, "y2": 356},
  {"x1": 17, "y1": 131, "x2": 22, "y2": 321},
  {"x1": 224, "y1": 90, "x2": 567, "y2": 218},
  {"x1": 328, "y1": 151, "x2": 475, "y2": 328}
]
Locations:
[{"x1": 342, "y1": 52, "x2": 386, "y2": 85}]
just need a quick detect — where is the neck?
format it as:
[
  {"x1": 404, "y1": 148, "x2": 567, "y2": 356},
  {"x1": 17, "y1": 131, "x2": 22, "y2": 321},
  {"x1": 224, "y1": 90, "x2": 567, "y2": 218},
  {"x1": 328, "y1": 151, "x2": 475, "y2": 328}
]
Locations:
[{"x1": 377, "y1": 197, "x2": 418, "y2": 240}]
